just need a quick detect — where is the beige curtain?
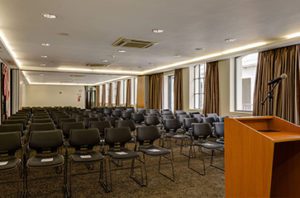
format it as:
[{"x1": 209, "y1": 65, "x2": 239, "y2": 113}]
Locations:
[
  {"x1": 101, "y1": 84, "x2": 106, "y2": 106},
  {"x1": 253, "y1": 45, "x2": 300, "y2": 124},
  {"x1": 126, "y1": 79, "x2": 131, "y2": 107},
  {"x1": 203, "y1": 61, "x2": 219, "y2": 115},
  {"x1": 174, "y1": 68, "x2": 183, "y2": 111},
  {"x1": 108, "y1": 83, "x2": 112, "y2": 106},
  {"x1": 148, "y1": 73, "x2": 163, "y2": 109},
  {"x1": 115, "y1": 81, "x2": 121, "y2": 106}
]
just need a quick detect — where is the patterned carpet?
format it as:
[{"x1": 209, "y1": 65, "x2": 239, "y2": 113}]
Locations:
[{"x1": 0, "y1": 143, "x2": 224, "y2": 198}]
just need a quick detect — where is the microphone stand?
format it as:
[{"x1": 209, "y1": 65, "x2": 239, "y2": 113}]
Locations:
[{"x1": 261, "y1": 81, "x2": 281, "y2": 116}]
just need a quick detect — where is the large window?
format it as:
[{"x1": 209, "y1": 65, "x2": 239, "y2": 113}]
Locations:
[
  {"x1": 189, "y1": 64, "x2": 206, "y2": 109},
  {"x1": 163, "y1": 73, "x2": 174, "y2": 110},
  {"x1": 235, "y1": 53, "x2": 258, "y2": 111}
]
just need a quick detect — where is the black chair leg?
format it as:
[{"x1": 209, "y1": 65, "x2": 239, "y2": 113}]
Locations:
[
  {"x1": 210, "y1": 150, "x2": 224, "y2": 171},
  {"x1": 129, "y1": 157, "x2": 145, "y2": 187},
  {"x1": 188, "y1": 145, "x2": 206, "y2": 176},
  {"x1": 158, "y1": 154, "x2": 175, "y2": 182}
]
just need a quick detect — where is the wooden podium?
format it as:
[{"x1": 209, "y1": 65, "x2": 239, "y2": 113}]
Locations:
[{"x1": 225, "y1": 116, "x2": 300, "y2": 197}]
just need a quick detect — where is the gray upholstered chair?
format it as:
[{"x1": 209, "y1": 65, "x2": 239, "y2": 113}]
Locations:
[
  {"x1": 136, "y1": 126, "x2": 174, "y2": 186},
  {"x1": 0, "y1": 124, "x2": 23, "y2": 134},
  {"x1": 26, "y1": 130, "x2": 66, "y2": 196},
  {"x1": 105, "y1": 127, "x2": 145, "y2": 190},
  {"x1": 0, "y1": 132, "x2": 23, "y2": 196},
  {"x1": 131, "y1": 113, "x2": 144, "y2": 124},
  {"x1": 62, "y1": 122, "x2": 85, "y2": 138},
  {"x1": 68, "y1": 128, "x2": 109, "y2": 194}
]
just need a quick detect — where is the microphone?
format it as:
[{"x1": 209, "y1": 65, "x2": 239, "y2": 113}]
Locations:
[{"x1": 268, "y1": 73, "x2": 287, "y2": 85}]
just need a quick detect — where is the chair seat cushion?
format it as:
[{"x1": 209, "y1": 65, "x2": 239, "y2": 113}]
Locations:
[
  {"x1": 197, "y1": 141, "x2": 224, "y2": 150},
  {"x1": 70, "y1": 152, "x2": 104, "y2": 162},
  {"x1": 139, "y1": 146, "x2": 170, "y2": 156},
  {"x1": 216, "y1": 138, "x2": 224, "y2": 144},
  {"x1": 107, "y1": 149, "x2": 139, "y2": 159},
  {"x1": 0, "y1": 158, "x2": 20, "y2": 171},
  {"x1": 27, "y1": 155, "x2": 64, "y2": 167}
]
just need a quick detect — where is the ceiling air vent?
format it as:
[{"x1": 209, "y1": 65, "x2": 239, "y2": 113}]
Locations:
[
  {"x1": 86, "y1": 63, "x2": 109, "y2": 68},
  {"x1": 112, "y1": 37, "x2": 154, "y2": 48}
]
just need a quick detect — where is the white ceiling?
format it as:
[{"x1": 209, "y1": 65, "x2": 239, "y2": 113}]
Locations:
[{"x1": 1, "y1": 0, "x2": 300, "y2": 84}]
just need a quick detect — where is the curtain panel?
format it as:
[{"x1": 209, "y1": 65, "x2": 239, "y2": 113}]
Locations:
[
  {"x1": 108, "y1": 83, "x2": 112, "y2": 106},
  {"x1": 253, "y1": 45, "x2": 300, "y2": 124},
  {"x1": 203, "y1": 61, "x2": 220, "y2": 115},
  {"x1": 148, "y1": 73, "x2": 163, "y2": 109},
  {"x1": 126, "y1": 79, "x2": 131, "y2": 107},
  {"x1": 116, "y1": 81, "x2": 121, "y2": 106},
  {"x1": 101, "y1": 84, "x2": 106, "y2": 107},
  {"x1": 174, "y1": 68, "x2": 183, "y2": 111}
]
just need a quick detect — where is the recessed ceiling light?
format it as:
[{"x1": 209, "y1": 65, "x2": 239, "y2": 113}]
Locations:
[
  {"x1": 102, "y1": 59, "x2": 109, "y2": 63},
  {"x1": 41, "y1": 55, "x2": 48, "y2": 58},
  {"x1": 118, "y1": 50, "x2": 126, "y2": 53},
  {"x1": 42, "y1": 13, "x2": 56, "y2": 19},
  {"x1": 41, "y1": 43, "x2": 50, "y2": 47},
  {"x1": 40, "y1": 63, "x2": 46, "y2": 66},
  {"x1": 195, "y1": 48, "x2": 204, "y2": 51},
  {"x1": 152, "y1": 29, "x2": 164, "y2": 33},
  {"x1": 225, "y1": 38, "x2": 237, "y2": 43}
]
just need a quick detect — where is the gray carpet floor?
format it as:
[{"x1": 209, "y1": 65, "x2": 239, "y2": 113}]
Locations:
[{"x1": 0, "y1": 144, "x2": 224, "y2": 198}]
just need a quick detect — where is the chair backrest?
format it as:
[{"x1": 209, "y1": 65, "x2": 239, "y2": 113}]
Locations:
[
  {"x1": 112, "y1": 110, "x2": 122, "y2": 117},
  {"x1": 122, "y1": 111, "x2": 132, "y2": 120},
  {"x1": 69, "y1": 128, "x2": 100, "y2": 149},
  {"x1": 30, "y1": 122, "x2": 56, "y2": 132},
  {"x1": 0, "y1": 132, "x2": 21, "y2": 155},
  {"x1": 58, "y1": 118, "x2": 76, "y2": 128},
  {"x1": 29, "y1": 130, "x2": 63, "y2": 153},
  {"x1": 89, "y1": 121, "x2": 111, "y2": 134},
  {"x1": 162, "y1": 114, "x2": 175, "y2": 121},
  {"x1": 207, "y1": 113, "x2": 219, "y2": 122},
  {"x1": 193, "y1": 114, "x2": 204, "y2": 123},
  {"x1": 2, "y1": 119, "x2": 26, "y2": 129},
  {"x1": 105, "y1": 127, "x2": 132, "y2": 148},
  {"x1": 204, "y1": 117, "x2": 216, "y2": 125},
  {"x1": 164, "y1": 119, "x2": 181, "y2": 131},
  {"x1": 192, "y1": 123, "x2": 212, "y2": 139},
  {"x1": 136, "y1": 126, "x2": 160, "y2": 145},
  {"x1": 214, "y1": 122, "x2": 224, "y2": 137},
  {"x1": 62, "y1": 122, "x2": 85, "y2": 137},
  {"x1": 144, "y1": 116, "x2": 160, "y2": 126},
  {"x1": 103, "y1": 108, "x2": 112, "y2": 115},
  {"x1": 31, "y1": 118, "x2": 53, "y2": 123},
  {"x1": 183, "y1": 118, "x2": 198, "y2": 130},
  {"x1": 104, "y1": 117, "x2": 119, "y2": 127},
  {"x1": 131, "y1": 113, "x2": 144, "y2": 123},
  {"x1": 0, "y1": 124, "x2": 23, "y2": 133},
  {"x1": 178, "y1": 114, "x2": 189, "y2": 124},
  {"x1": 117, "y1": 120, "x2": 136, "y2": 131}
]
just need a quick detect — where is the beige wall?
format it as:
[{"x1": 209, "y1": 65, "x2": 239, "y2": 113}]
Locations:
[{"x1": 24, "y1": 85, "x2": 85, "y2": 108}]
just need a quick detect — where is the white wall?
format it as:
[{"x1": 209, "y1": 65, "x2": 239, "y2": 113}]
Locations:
[{"x1": 24, "y1": 85, "x2": 85, "y2": 108}]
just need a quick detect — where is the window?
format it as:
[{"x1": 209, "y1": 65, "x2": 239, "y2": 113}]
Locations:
[
  {"x1": 235, "y1": 53, "x2": 258, "y2": 111},
  {"x1": 131, "y1": 77, "x2": 137, "y2": 106},
  {"x1": 189, "y1": 64, "x2": 206, "y2": 109},
  {"x1": 163, "y1": 72, "x2": 174, "y2": 110},
  {"x1": 105, "y1": 83, "x2": 109, "y2": 105},
  {"x1": 111, "y1": 82, "x2": 117, "y2": 105}
]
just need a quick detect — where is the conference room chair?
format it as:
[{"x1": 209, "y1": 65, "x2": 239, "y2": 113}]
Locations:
[
  {"x1": 9, "y1": 115, "x2": 29, "y2": 122},
  {"x1": 193, "y1": 114, "x2": 204, "y2": 123},
  {"x1": 25, "y1": 130, "x2": 66, "y2": 196},
  {"x1": 83, "y1": 117, "x2": 99, "y2": 128},
  {"x1": 188, "y1": 123, "x2": 224, "y2": 175},
  {"x1": 175, "y1": 110, "x2": 185, "y2": 115},
  {"x1": 0, "y1": 124, "x2": 24, "y2": 134},
  {"x1": 105, "y1": 127, "x2": 145, "y2": 191},
  {"x1": 161, "y1": 114, "x2": 175, "y2": 122},
  {"x1": 103, "y1": 108, "x2": 112, "y2": 116},
  {"x1": 206, "y1": 113, "x2": 220, "y2": 122},
  {"x1": 121, "y1": 111, "x2": 132, "y2": 120},
  {"x1": 126, "y1": 107, "x2": 135, "y2": 113},
  {"x1": 214, "y1": 122, "x2": 224, "y2": 144},
  {"x1": 162, "y1": 119, "x2": 189, "y2": 152},
  {"x1": 117, "y1": 120, "x2": 136, "y2": 142},
  {"x1": 177, "y1": 114, "x2": 189, "y2": 125},
  {"x1": 2, "y1": 119, "x2": 27, "y2": 130},
  {"x1": 62, "y1": 122, "x2": 85, "y2": 139},
  {"x1": 67, "y1": 128, "x2": 109, "y2": 195},
  {"x1": 183, "y1": 118, "x2": 198, "y2": 132},
  {"x1": 57, "y1": 118, "x2": 76, "y2": 129},
  {"x1": 136, "y1": 126, "x2": 175, "y2": 186},
  {"x1": 0, "y1": 132, "x2": 23, "y2": 196},
  {"x1": 149, "y1": 109, "x2": 160, "y2": 115},
  {"x1": 131, "y1": 113, "x2": 144, "y2": 125},
  {"x1": 89, "y1": 121, "x2": 112, "y2": 139},
  {"x1": 136, "y1": 109, "x2": 146, "y2": 115},
  {"x1": 204, "y1": 117, "x2": 216, "y2": 127},
  {"x1": 112, "y1": 109, "x2": 122, "y2": 118},
  {"x1": 161, "y1": 110, "x2": 173, "y2": 116},
  {"x1": 104, "y1": 117, "x2": 119, "y2": 128},
  {"x1": 29, "y1": 122, "x2": 56, "y2": 132},
  {"x1": 31, "y1": 118, "x2": 53, "y2": 124}
]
